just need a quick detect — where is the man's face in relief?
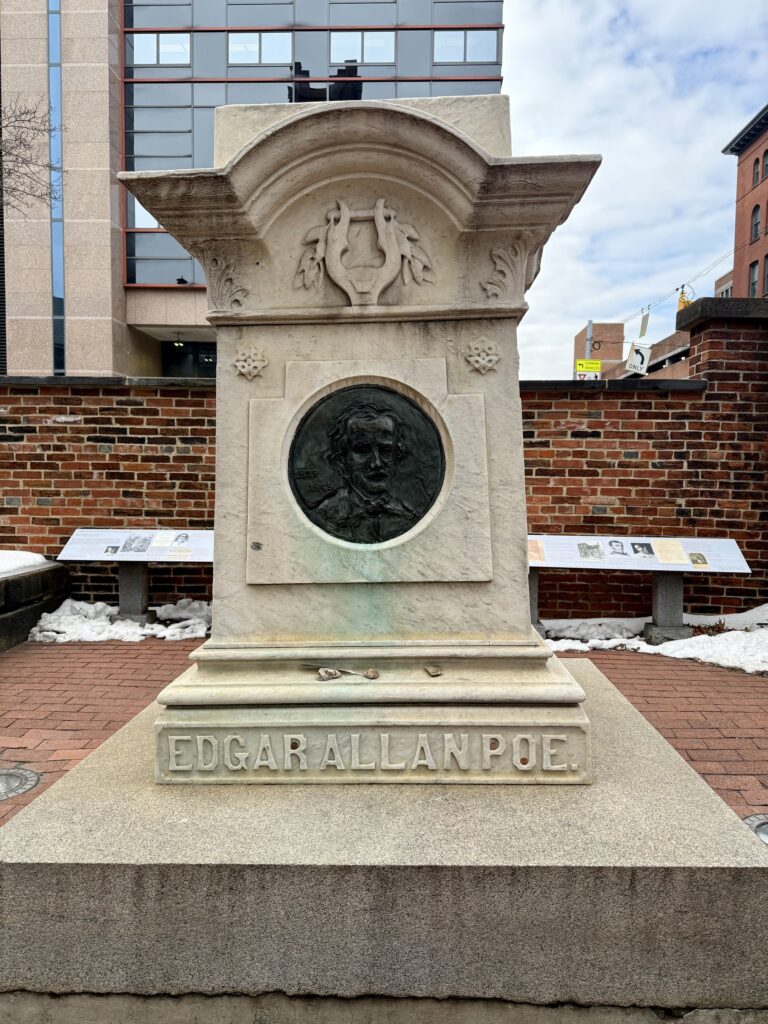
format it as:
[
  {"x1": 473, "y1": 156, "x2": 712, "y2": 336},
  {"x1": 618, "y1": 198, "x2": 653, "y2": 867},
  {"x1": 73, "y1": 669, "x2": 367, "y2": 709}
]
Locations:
[{"x1": 342, "y1": 414, "x2": 398, "y2": 497}]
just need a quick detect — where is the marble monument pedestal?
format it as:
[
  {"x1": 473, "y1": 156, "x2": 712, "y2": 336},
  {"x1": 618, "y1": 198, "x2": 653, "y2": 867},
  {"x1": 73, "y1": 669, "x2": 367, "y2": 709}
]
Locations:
[
  {"x1": 155, "y1": 637, "x2": 591, "y2": 783},
  {"x1": 118, "y1": 95, "x2": 601, "y2": 786}
]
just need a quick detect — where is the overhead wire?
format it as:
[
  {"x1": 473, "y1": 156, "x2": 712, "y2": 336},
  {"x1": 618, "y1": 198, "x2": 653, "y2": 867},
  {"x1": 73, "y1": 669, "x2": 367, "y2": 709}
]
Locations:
[{"x1": 619, "y1": 234, "x2": 759, "y2": 327}]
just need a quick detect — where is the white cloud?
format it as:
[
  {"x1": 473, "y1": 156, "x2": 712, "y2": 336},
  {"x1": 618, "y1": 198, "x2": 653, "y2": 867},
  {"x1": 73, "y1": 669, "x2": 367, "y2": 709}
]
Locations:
[{"x1": 502, "y1": 0, "x2": 768, "y2": 378}]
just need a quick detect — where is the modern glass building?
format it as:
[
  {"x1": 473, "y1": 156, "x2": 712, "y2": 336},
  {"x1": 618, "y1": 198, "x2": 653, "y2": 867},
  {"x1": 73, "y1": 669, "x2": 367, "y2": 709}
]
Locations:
[
  {"x1": 0, "y1": 0, "x2": 503, "y2": 376},
  {"x1": 124, "y1": 0, "x2": 503, "y2": 289}
]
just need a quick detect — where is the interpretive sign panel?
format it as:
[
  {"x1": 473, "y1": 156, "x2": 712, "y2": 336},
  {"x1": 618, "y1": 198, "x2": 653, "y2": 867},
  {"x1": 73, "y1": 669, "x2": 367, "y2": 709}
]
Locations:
[
  {"x1": 58, "y1": 529, "x2": 213, "y2": 563},
  {"x1": 527, "y1": 535, "x2": 749, "y2": 574}
]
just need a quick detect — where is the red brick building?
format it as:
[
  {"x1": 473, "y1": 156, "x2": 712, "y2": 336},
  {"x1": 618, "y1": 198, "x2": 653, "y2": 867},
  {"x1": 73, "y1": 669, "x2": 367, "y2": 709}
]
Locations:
[{"x1": 724, "y1": 103, "x2": 768, "y2": 299}]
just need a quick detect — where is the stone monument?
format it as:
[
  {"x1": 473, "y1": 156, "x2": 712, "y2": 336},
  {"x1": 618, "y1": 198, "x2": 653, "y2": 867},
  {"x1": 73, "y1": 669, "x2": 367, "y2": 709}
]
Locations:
[
  {"x1": 120, "y1": 96, "x2": 600, "y2": 784},
  {"x1": 3, "y1": 100, "x2": 767, "y2": 1022}
]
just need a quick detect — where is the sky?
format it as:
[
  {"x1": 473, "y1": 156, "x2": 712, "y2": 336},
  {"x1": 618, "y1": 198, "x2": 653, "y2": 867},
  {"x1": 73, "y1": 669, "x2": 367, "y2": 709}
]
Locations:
[{"x1": 502, "y1": 0, "x2": 768, "y2": 379}]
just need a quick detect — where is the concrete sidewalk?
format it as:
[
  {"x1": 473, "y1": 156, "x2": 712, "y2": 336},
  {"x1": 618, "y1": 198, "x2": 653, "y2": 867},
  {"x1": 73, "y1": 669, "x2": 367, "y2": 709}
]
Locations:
[{"x1": 0, "y1": 641, "x2": 766, "y2": 824}]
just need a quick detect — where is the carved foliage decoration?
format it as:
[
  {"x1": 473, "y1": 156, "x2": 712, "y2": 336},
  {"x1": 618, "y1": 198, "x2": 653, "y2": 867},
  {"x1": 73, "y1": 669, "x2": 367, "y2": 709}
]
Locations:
[
  {"x1": 480, "y1": 235, "x2": 539, "y2": 305},
  {"x1": 295, "y1": 199, "x2": 434, "y2": 306},
  {"x1": 190, "y1": 245, "x2": 250, "y2": 311}
]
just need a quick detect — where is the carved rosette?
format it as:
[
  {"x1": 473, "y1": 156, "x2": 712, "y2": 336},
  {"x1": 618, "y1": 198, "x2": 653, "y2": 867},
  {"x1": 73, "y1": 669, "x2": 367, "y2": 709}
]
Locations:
[
  {"x1": 233, "y1": 348, "x2": 268, "y2": 381},
  {"x1": 463, "y1": 342, "x2": 501, "y2": 375},
  {"x1": 190, "y1": 245, "x2": 250, "y2": 312},
  {"x1": 295, "y1": 198, "x2": 434, "y2": 306}
]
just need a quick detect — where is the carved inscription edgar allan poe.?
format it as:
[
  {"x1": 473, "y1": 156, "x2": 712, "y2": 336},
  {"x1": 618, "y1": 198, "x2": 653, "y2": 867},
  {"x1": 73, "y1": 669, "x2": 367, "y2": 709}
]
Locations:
[
  {"x1": 288, "y1": 384, "x2": 445, "y2": 544},
  {"x1": 164, "y1": 729, "x2": 586, "y2": 778}
]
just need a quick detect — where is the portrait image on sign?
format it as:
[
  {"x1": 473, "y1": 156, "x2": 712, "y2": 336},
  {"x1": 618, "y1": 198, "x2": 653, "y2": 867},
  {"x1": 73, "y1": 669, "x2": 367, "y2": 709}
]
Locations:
[{"x1": 288, "y1": 385, "x2": 445, "y2": 544}]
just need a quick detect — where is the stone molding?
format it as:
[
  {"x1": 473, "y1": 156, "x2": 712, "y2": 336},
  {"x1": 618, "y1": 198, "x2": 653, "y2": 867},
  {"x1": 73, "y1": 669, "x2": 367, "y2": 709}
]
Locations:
[{"x1": 119, "y1": 103, "x2": 600, "y2": 322}]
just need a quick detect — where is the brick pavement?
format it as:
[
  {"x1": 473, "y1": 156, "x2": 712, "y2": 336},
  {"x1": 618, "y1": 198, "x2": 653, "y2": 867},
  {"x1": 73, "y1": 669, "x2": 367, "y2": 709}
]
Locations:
[
  {"x1": 0, "y1": 641, "x2": 766, "y2": 825},
  {"x1": 0, "y1": 640, "x2": 193, "y2": 824}
]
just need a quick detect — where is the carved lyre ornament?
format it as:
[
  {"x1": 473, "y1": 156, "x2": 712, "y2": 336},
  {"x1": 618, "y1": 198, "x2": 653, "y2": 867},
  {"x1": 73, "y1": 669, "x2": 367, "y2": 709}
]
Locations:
[
  {"x1": 190, "y1": 245, "x2": 250, "y2": 311},
  {"x1": 295, "y1": 199, "x2": 434, "y2": 306},
  {"x1": 480, "y1": 235, "x2": 537, "y2": 305}
]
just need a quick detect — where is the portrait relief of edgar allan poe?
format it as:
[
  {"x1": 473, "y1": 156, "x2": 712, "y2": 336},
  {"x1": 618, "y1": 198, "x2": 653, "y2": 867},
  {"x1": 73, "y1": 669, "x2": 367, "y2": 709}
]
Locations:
[{"x1": 310, "y1": 402, "x2": 419, "y2": 544}]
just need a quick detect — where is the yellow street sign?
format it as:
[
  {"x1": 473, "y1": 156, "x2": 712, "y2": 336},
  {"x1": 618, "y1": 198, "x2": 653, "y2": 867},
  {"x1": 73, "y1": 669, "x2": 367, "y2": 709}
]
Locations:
[{"x1": 576, "y1": 359, "x2": 601, "y2": 372}]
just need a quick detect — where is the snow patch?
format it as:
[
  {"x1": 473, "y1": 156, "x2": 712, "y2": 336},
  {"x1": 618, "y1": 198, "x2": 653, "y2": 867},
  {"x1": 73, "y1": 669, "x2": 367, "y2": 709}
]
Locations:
[
  {"x1": 29, "y1": 597, "x2": 211, "y2": 644},
  {"x1": 546, "y1": 623, "x2": 768, "y2": 675},
  {"x1": 543, "y1": 618, "x2": 647, "y2": 641},
  {"x1": 0, "y1": 550, "x2": 49, "y2": 576}
]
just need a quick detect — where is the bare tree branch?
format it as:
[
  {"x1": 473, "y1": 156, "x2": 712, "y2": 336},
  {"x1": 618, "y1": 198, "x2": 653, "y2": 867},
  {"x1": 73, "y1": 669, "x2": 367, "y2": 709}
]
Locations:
[{"x1": 0, "y1": 95, "x2": 61, "y2": 216}]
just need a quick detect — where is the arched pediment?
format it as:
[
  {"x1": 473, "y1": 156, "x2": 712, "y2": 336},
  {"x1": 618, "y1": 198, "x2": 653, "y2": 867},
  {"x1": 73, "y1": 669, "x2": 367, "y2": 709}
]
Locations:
[
  {"x1": 224, "y1": 103, "x2": 490, "y2": 233},
  {"x1": 120, "y1": 100, "x2": 600, "y2": 320}
]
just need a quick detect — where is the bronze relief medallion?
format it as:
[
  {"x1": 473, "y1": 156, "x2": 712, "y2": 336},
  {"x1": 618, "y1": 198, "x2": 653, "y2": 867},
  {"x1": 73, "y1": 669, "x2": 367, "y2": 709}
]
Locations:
[{"x1": 288, "y1": 384, "x2": 445, "y2": 544}]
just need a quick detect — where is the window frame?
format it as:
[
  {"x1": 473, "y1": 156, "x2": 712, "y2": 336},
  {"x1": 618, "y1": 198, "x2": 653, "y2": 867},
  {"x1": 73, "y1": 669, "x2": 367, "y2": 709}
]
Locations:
[
  {"x1": 433, "y1": 28, "x2": 499, "y2": 65},
  {"x1": 748, "y1": 260, "x2": 759, "y2": 298},
  {"x1": 127, "y1": 31, "x2": 191, "y2": 67},
  {"x1": 764, "y1": 255, "x2": 768, "y2": 296},
  {"x1": 763, "y1": 149, "x2": 768, "y2": 181},
  {"x1": 753, "y1": 157, "x2": 760, "y2": 187},
  {"x1": 329, "y1": 30, "x2": 396, "y2": 66},
  {"x1": 227, "y1": 31, "x2": 293, "y2": 66},
  {"x1": 751, "y1": 204, "x2": 761, "y2": 242}
]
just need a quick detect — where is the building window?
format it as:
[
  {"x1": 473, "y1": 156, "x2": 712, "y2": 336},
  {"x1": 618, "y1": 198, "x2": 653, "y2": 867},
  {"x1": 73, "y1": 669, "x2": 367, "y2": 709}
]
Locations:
[
  {"x1": 48, "y1": 0, "x2": 65, "y2": 373},
  {"x1": 764, "y1": 150, "x2": 768, "y2": 180},
  {"x1": 128, "y1": 32, "x2": 191, "y2": 65},
  {"x1": 753, "y1": 158, "x2": 761, "y2": 187},
  {"x1": 228, "y1": 32, "x2": 292, "y2": 65},
  {"x1": 161, "y1": 341, "x2": 216, "y2": 379},
  {"x1": 751, "y1": 204, "x2": 761, "y2": 242},
  {"x1": 434, "y1": 29, "x2": 498, "y2": 63},
  {"x1": 764, "y1": 256, "x2": 768, "y2": 295},
  {"x1": 330, "y1": 31, "x2": 395, "y2": 65},
  {"x1": 748, "y1": 261, "x2": 759, "y2": 297}
]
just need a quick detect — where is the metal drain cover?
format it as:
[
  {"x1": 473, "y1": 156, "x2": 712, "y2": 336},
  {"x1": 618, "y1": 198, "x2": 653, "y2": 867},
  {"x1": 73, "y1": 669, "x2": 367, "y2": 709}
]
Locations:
[
  {"x1": 743, "y1": 813, "x2": 768, "y2": 846},
  {"x1": 0, "y1": 768, "x2": 40, "y2": 801}
]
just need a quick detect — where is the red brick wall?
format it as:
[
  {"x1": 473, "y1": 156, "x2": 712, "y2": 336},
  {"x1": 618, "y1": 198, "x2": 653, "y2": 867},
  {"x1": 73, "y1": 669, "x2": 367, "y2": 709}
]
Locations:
[
  {"x1": 0, "y1": 384, "x2": 215, "y2": 604},
  {"x1": 0, "y1": 309, "x2": 765, "y2": 619},
  {"x1": 525, "y1": 311, "x2": 768, "y2": 617}
]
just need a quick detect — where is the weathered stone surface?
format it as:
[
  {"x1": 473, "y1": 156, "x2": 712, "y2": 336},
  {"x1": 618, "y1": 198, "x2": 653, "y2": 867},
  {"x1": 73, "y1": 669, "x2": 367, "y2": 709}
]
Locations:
[
  {"x1": 2, "y1": 992, "x2": 768, "y2": 1024},
  {"x1": 214, "y1": 94, "x2": 515, "y2": 166},
  {"x1": 154, "y1": 703, "x2": 591, "y2": 784},
  {"x1": 1, "y1": 662, "x2": 766, "y2": 1006}
]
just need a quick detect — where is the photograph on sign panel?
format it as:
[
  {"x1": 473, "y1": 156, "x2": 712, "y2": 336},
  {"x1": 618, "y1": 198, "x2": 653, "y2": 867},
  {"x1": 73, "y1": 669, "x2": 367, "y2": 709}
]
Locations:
[
  {"x1": 631, "y1": 542, "x2": 655, "y2": 559},
  {"x1": 528, "y1": 539, "x2": 545, "y2": 562},
  {"x1": 607, "y1": 539, "x2": 630, "y2": 557},
  {"x1": 689, "y1": 552, "x2": 708, "y2": 568},
  {"x1": 578, "y1": 542, "x2": 605, "y2": 560},
  {"x1": 121, "y1": 535, "x2": 152, "y2": 553}
]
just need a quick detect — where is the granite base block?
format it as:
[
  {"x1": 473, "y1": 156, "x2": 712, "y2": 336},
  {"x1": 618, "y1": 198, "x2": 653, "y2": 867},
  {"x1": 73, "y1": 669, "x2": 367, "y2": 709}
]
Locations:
[
  {"x1": 643, "y1": 623, "x2": 695, "y2": 644},
  {"x1": 2, "y1": 993, "x2": 768, "y2": 1024},
  {"x1": 1, "y1": 661, "x2": 767, "y2": 1009}
]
